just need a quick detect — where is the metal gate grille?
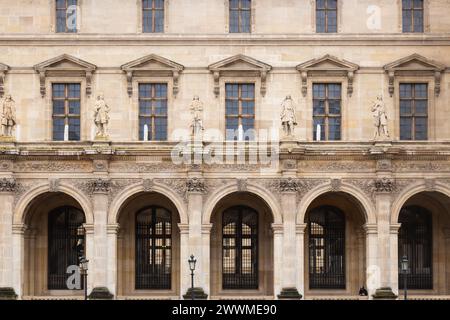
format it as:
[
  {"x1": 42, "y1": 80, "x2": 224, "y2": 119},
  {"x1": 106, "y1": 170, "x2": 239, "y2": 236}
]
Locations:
[
  {"x1": 48, "y1": 206, "x2": 85, "y2": 290},
  {"x1": 135, "y1": 206, "x2": 172, "y2": 289},
  {"x1": 222, "y1": 206, "x2": 258, "y2": 290},
  {"x1": 398, "y1": 206, "x2": 433, "y2": 289},
  {"x1": 308, "y1": 206, "x2": 346, "y2": 289}
]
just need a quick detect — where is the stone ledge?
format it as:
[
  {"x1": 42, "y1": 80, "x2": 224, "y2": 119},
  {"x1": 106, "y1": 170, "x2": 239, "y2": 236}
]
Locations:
[
  {"x1": 277, "y1": 287, "x2": 302, "y2": 300},
  {"x1": 0, "y1": 287, "x2": 18, "y2": 300},
  {"x1": 182, "y1": 287, "x2": 208, "y2": 300}
]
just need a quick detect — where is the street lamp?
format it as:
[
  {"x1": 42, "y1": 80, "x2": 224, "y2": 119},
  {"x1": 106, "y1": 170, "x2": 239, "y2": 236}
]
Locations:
[
  {"x1": 188, "y1": 254, "x2": 197, "y2": 300},
  {"x1": 76, "y1": 225, "x2": 89, "y2": 300},
  {"x1": 401, "y1": 255, "x2": 409, "y2": 300}
]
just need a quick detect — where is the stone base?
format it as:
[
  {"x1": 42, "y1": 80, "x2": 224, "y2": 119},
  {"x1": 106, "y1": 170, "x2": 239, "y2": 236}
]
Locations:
[
  {"x1": 0, "y1": 135, "x2": 15, "y2": 142},
  {"x1": 94, "y1": 134, "x2": 110, "y2": 141},
  {"x1": 182, "y1": 287, "x2": 208, "y2": 300},
  {"x1": 0, "y1": 287, "x2": 18, "y2": 300},
  {"x1": 277, "y1": 287, "x2": 303, "y2": 300},
  {"x1": 88, "y1": 287, "x2": 114, "y2": 300},
  {"x1": 372, "y1": 287, "x2": 398, "y2": 300}
]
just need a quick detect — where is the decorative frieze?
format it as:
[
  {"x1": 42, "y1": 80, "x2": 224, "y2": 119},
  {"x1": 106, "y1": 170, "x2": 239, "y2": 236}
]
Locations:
[
  {"x1": 186, "y1": 178, "x2": 207, "y2": 193},
  {"x1": 0, "y1": 177, "x2": 16, "y2": 192},
  {"x1": 14, "y1": 161, "x2": 92, "y2": 172}
]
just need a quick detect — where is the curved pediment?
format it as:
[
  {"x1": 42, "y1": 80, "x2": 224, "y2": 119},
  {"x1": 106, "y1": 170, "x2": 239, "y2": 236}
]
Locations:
[
  {"x1": 34, "y1": 54, "x2": 97, "y2": 72},
  {"x1": 208, "y1": 55, "x2": 272, "y2": 97},
  {"x1": 384, "y1": 54, "x2": 445, "y2": 72},
  {"x1": 121, "y1": 54, "x2": 184, "y2": 97}
]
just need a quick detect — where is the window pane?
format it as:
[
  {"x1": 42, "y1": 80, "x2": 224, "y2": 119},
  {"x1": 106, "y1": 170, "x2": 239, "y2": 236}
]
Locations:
[
  {"x1": 313, "y1": 84, "x2": 326, "y2": 98},
  {"x1": 317, "y1": 0, "x2": 326, "y2": 9},
  {"x1": 230, "y1": 0, "x2": 239, "y2": 9},
  {"x1": 403, "y1": 10, "x2": 412, "y2": 32},
  {"x1": 400, "y1": 117, "x2": 412, "y2": 140},
  {"x1": 155, "y1": 84, "x2": 167, "y2": 98},
  {"x1": 68, "y1": 84, "x2": 80, "y2": 98},
  {"x1": 139, "y1": 100, "x2": 152, "y2": 115},
  {"x1": 328, "y1": 100, "x2": 341, "y2": 115},
  {"x1": 415, "y1": 117, "x2": 428, "y2": 140},
  {"x1": 240, "y1": 11, "x2": 251, "y2": 33},
  {"x1": 226, "y1": 84, "x2": 239, "y2": 98},
  {"x1": 316, "y1": 11, "x2": 326, "y2": 33},
  {"x1": 400, "y1": 100, "x2": 412, "y2": 115},
  {"x1": 313, "y1": 117, "x2": 325, "y2": 141},
  {"x1": 241, "y1": 84, "x2": 254, "y2": 98},
  {"x1": 400, "y1": 84, "x2": 412, "y2": 98},
  {"x1": 313, "y1": 100, "x2": 325, "y2": 115},
  {"x1": 139, "y1": 117, "x2": 151, "y2": 141},
  {"x1": 52, "y1": 84, "x2": 65, "y2": 98},
  {"x1": 226, "y1": 100, "x2": 239, "y2": 115},
  {"x1": 327, "y1": 10, "x2": 337, "y2": 33},
  {"x1": 413, "y1": 0, "x2": 423, "y2": 9},
  {"x1": 154, "y1": 117, "x2": 167, "y2": 141},
  {"x1": 154, "y1": 100, "x2": 167, "y2": 115},
  {"x1": 241, "y1": 101, "x2": 254, "y2": 115},
  {"x1": 328, "y1": 117, "x2": 341, "y2": 140},
  {"x1": 139, "y1": 84, "x2": 152, "y2": 98},
  {"x1": 415, "y1": 84, "x2": 427, "y2": 98},
  {"x1": 68, "y1": 100, "x2": 80, "y2": 115},
  {"x1": 242, "y1": 118, "x2": 254, "y2": 140},
  {"x1": 414, "y1": 100, "x2": 427, "y2": 115},
  {"x1": 68, "y1": 118, "x2": 80, "y2": 141},
  {"x1": 56, "y1": 10, "x2": 67, "y2": 33},
  {"x1": 327, "y1": 0, "x2": 337, "y2": 9},
  {"x1": 155, "y1": 0, "x2": 164, "y2": 8},
  {"x1": 154, "y1": 10, "x2": 164, "y2": 32},
  {"x1": 53, "y1": 118, "x2": 65, "y2": 141},
  {"x1": 53, "y1": 100, "x2": 65, "y2": 115},
  {"x1": 142, "y1": 11, "x2": 153, "y2": 33},
  {"x1": 56, "y1": 0, "x2": 66, "y2": 9},
  {"x1": 241, "y1": 0, "x2": 251, "y2": 9},
  {"x1": 229, "y1": 11, "x2": 239, "y2": 33}
]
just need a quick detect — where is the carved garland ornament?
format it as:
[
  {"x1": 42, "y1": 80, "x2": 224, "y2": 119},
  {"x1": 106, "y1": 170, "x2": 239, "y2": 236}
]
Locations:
[{"x1": 0, "y1": 177, "x2": 16, "y2": 192}]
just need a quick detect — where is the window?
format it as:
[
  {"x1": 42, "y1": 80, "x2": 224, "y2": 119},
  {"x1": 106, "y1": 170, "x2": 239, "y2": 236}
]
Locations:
[
  {"x1": 56, "y1": 0, "x2": 78, "y2": 33},
  {"x1": 136, "y1": 207, "x2": 172, "y2": 290},
  {"x1": 400, "y1": 83, "x2": 428, "y2": 140},
  {"x1": 222, "y1": 206, "x2": 258, "y2": 289},
  {"x1": 139, "y1": 83, "x2": 168, "y2": 141},
  {"x1": 316, "y1": 0, "x2": 337, "y2": 33},
  {"x1": 229, "y1": 0, "x2": 251, "y2": 33},
  {"x1": 308, "y1": 206, "x2": 345, "y2": 289},
  {"x1": 142, "y1": 0, "x2": 164, "y2": 33},
  {"x1": 225, "y1": 83, "x2": 255, "y2": 140},
  {"x1": 402, "y1": 0, "x2": 424, "y2": 33},
  {"x1": 48, "y1": 206, "x2": 85, "y2": 290},
  {"x1": 313, "y1": 83, "x2": 341, "y2": 141},
  {"x1": 398, "y1": 206, "x2": 432, "y2": 289},
  {"x1": 52, "y1": 83, "x2": 81, "y2": 141}
]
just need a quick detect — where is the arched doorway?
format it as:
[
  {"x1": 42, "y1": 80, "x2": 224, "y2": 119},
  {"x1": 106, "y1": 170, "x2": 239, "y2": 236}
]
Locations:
[
  {"x1": 23, "y1": 192, "x2": 87, "y2": 297},
  {"x1": 210, "y1": 192, "x2": 274, "y2": 298},
  {"x1": 397, "y1": 191, "x2": 450, "y2": 295},
  {"x1": 304, "y1": 192, "x2": 367, "y2": 297},
  {"x1": 116, "y1": 192, "x2": 180, "y2": 298}
]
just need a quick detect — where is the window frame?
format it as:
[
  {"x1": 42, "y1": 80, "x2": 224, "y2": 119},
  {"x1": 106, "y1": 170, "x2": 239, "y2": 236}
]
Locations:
[
  {"x1": 401, "y1": 0, "x2": 424, "y2": 33},
  {"x1": 312, "y1": 83, "x2": 342, "y2": 141},
  {"x1": 51, "y1": 82, "x2": 82, "y2": 141},
  {"x1": 138, "y1": 82, "x2": 169, "y2": 141},
  {"x1": 399, "y1": 83, "x2": 429, "y2": 141},
  {"x1": 315, "y1": 0, "x2": 338, "y2": 33},
  {"x1": 142, "y1": 0, "x2": 165, "y2": 33},
  {"x1": 54, "y1": 0, "x2": 79, "y2": 33},
  {"x1": 225, "y1": 83, "x2": 256, "y2": 141},
  {"x1": 228, "y1": 0, "x2": 252, "y2": 34}
]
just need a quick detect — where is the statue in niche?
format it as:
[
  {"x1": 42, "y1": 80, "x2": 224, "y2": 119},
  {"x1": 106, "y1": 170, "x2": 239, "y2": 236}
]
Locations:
[
  {"x1": 280, "y1": 95, "x2": 297, "y2": 137},
  {"x1": 1, "y1": 94, "x2": 16, "y2": 137},
  {"x1": 371, "y1": 95, "x2": 390, "y2": 140},
  {"x1": 93, "y1": 93, "x2": 110, "y2": 138},
  {"x1": 189, "y1": 95, "x2": 204, "y2": 137}
]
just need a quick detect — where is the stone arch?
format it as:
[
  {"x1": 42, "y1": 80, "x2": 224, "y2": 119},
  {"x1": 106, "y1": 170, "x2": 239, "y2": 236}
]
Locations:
[
  {"x1": 296, "y1": 181, "x2": 376, "y2": 225},
  {"x1": 203, "y1": 182, "x2": 283, "y2": 224},
  {"x1": 391, "y1": 180, "x2": 450, "y2": 224},
  {"x1": 14, "y1": 182, "x2": 94, "y2": 225},
  {"x1": 108, "y1": 181, "x2": 188, "y2": 225}
]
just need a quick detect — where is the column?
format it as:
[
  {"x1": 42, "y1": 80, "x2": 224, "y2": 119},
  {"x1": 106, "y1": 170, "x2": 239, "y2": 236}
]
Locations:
[
  {"x1": 84, "y1": 223, "x2": 95, "y2": 297},
  {"x1": 295, "y1": 224, "x2": 307, "y2": 298},
  {"x1": 11, "y1": 223, "x2": 26, "y2": 299},
  {"x1": 106, "y1": 223, "x2": 120, "y2": 297},
  {"x1": 0, "y1": 187, "x2": 15, "y2": 299},
  {"x1": 389, "y1": 223, "x2": 401, "y2": 296},
  {"x1": 364, "y1": 223, "x2": 379, "y2": 299},
  {"x1": 272, "y1": 223, "x2": 284, "y2": 299},
  {"x1": 201, "y1": 223, "x2": 212, "y2": 296},
  {"x1": 178, "y1": 223, "x2": 190, "y2": 299}
]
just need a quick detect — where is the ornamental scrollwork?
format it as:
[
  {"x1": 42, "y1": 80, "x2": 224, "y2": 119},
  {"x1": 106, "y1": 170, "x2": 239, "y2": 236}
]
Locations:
[
  {"x1": 92, "y1": 178, "x2": 110, "y2": 193},
  {"x1": 0, "y1": 177, "x2": 16, "y2": 192},
  {"x1": 374, "y1": 178, "x2": 395, "y2": 193},
  {"x1": 186, "y1": 178, "x2": 207, "y2": 193}
]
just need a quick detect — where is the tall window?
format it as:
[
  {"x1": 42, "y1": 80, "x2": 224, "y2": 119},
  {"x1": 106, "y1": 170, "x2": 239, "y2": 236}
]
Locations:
[
  {"x1": 222, "y1": 206, "x2": 258, "y2": 289},
  {"x1": 308, "y1": 206, "x2": 345, "y2": 289},
  {"x1": 136, "y1": 207, "x2": 172, "y2": 289},
  {"x1": 139, "y1": 83, "x2": 168, "y2": 141},
  {"x1": 402, "y1": 0, "x2": 424, "y2": 33},
  {"x1": 225, "y1": 83, "x2": 255, "y2": 140},
  {"x1": 229, "y1": 0, "x2": 251, "y2": 33},
  {"x1": 398, "y1": 206, "x2": 432, "y2": 289},
  {"x1": 400, "y1": 83, "x2": 428, "y2": 140},
  {"x1": 56, "y1": 0, "x2": 78, "y2": 33},
  {"x1": 313, "y1": 83, "x2": 341, "y2": 141},
  {"x1": 52, "y1": 83, "x2": 81, "y2": 141},
  {"x1": 316, "y1": 0, "x2": 337, "y2": 33},
  {"x1": 48, "y1": 206, "x2": 85, "y2": 290},
  {"x1": 142, "y1": 0, "x2": 164, "y2": 33}
]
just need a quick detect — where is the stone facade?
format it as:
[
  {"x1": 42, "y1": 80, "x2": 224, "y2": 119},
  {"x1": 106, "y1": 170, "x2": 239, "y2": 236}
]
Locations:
[{"x1": 0, "y1": 0, "x2": 450, "y2": 300}]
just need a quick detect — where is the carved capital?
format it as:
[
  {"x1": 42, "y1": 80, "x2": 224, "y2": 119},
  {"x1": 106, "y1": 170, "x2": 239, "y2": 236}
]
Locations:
[
  {"x1": 186, "y1": 178, "x2": 207, "y2": 193},
  {"x1": 0, "y1": 177, "x2": 16, "y2": 192},
  {"x1": 201, "y1": 223, "x2": 213, "y2": 234},
  {"x1": 178, "y1": 223, "x2": 189, "y2": 235},
  {"x1": 363, "y1": 223, "x2": 378, "y2": 235},
  {"x1": 107, "y1": 223, "x2": 120, "y2": 235},
  {"x1": 390, "y1": 223, "x2": 401, "y2": 235},
  {"x1": 295, "y1": 223, "x2": 307, "y2": 235},
  {"x1": 271, "y1": 223, "x2": 284, "y2": 234}
]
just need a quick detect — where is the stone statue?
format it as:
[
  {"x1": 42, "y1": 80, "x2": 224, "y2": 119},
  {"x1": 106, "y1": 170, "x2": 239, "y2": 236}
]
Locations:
[
  {"x1": 93, "y1": 93, "x2": 110, "y2": 138},
  {"x1": 189, "y1": 95, "x2": 204, "y2": 137},
  {"x1": 1, "y1": 94, "x2": 16, "y2": 137},
  {"x1": 280, "y1": 95, "x2": 297, "y2": 136},
  {"x1": 371, "y1": 95, "x2": 390, "y2": 140}
]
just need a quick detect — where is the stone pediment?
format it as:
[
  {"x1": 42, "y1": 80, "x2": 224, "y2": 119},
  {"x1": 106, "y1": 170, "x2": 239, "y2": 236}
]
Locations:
[
  {"x1": 33, "y1": 54, "x2": 97, "y2": 97},
  {"x1": 296, "y1": 55, "x2": 359, "y2": 97},
  {"x1": 384, "y1": 54, "x2": 446, "y2": 97},
  {"x1": 0, "y1": 62, "x2": 9, "y2": 97},
  {"x1": 121, "y1": 54, "x2": 184, "y2": 97},
  {"x1": 208, "y1": 55, "x2": 272, "y2": 97}
]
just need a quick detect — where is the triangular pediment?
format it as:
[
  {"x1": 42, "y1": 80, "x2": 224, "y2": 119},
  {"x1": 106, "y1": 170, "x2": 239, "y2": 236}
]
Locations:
[
  {"x1": 297, "y1": 55, "x2": 359, "y2": 72},
  {"x1": 34, "y1": 54, "x2": 96, "y2": 72},
  {"x1": 384, "y1": 54, "x2": 445, "y2": 72},
  {"x1": 209, "y1": 54, "x2": 272, "y2": 72},
  {"x1": 121, "y1": 54, "x2": 184, "y2": 72}
]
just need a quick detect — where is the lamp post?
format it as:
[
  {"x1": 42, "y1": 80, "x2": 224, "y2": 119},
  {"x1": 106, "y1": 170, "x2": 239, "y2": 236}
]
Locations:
[
  {"x1": 188, "y1": 254, "x2": 197, "y2": 300},
  {"x1": 77, "y1": 225, "x2": 89, "y2": 300},
  {"x1": 401, "y1": 255, "x2": 409, "y2": 300}
]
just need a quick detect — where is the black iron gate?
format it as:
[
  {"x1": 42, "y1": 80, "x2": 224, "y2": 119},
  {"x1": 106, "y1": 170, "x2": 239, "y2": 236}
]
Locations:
[
  {"x1": 308, "y1": 206, "x2": 346, "y2": 289},
  {"x1": 48, "y1": 206, "x2": 85, "y2": 290},
  {"x1": 135, "y1": 206, "x2": 172, "y2": 289},
  {"x1": 222, "y1": 206, "x2": 258, "y2": 289},
  {"x1": 398, "y1": 206, "x2": 433, "y2": 289}
]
